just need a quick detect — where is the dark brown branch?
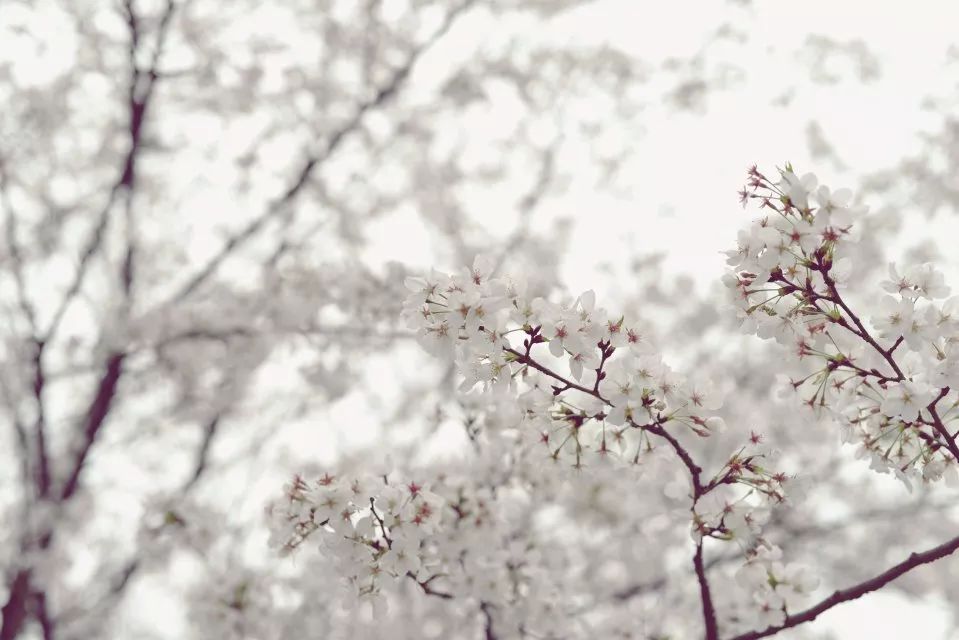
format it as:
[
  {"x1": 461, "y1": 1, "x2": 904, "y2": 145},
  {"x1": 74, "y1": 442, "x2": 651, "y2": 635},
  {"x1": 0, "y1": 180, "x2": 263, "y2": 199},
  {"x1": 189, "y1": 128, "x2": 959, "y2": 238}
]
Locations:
[
  {"x1": 505, "y1": 347, "x2": 610, "y2": 404},
  {"x1": 783, "y1": 262, "x2": 958, "y2": 463},
  {"x1": 480, "y1": 601, "x2": 498, "y2": 640},
  {"x1": 925, "y1": 387, "x2": 959, "y2": 462},
  {"x1": 31, "y1": 340, "x2": 51, "y2": 499},
  {"x1": 410, "y1": 573, "x2": 453, "y2": 599},
  {"x1": 2, "y1": 5, "x2": 172, "y2": 639},
  {"x1": 727, "y1": 532, "x2": 959, "y2": 640},
  {"x1": 818, "y1": 267, "x2": 904, "y2": 381},
  {"x1": 643, "y1": 420, "x2": 705, "y2": 496},
  {"x1": 0, "y1": 571, "x2": 31, "y2": 640},
  {"x1": 694, "y1": 545, "x2": 719, "y2": 640},
  {"x1": 641, "y1": 419, "x2": 716, "y2": 639},
  {"x1": 60, "y1": 353, "x2": 125, "y2": 501},
  {"x1": 33, "y1": 591, "x2": 55, "y2": 640}
]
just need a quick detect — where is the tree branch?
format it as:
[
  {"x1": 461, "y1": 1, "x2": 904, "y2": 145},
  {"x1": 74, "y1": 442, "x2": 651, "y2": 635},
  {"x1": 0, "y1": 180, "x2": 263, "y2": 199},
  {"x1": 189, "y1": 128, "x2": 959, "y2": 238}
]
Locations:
[
  {"x1": 60, "y1": 353, "x2": 125, "y2": 501},
  {"x1": 1, "y1": 158, "x2": 50, "y2": 499},
  {"x1": 0, "y1": 571, "x2": 31, "y2": 640},
  {"x1": 31, "y1": 340, "x2": 51, "y2": 499},
  {"x1": 33, "y1": 590, "x2": 55, "y2": 640},
  {"x1": 817, "y1": 265, "x2": 903, "y2": 381},
  {"x1": 727, "y1": 532, "x2": 959, "y2": 640},
  {"x1": 925, "y1": 387, "x2": 959, "y2": 462},
  {"x1": 694, "y1": 544, "x2": 719, "y2": 640},
  {"x1": 505, "y1": 347, "x2": 610, "y2": 404},
  {"x1": 504, "y1": 343, "x2": 720, "y2": 638},
  {"x1": 181, "y1": 414, "x2": 221, "y2": 493},
  {"x1": 410, "y1": 573, "x2": 453, "y2": 599},
  {"x1": 480, "y1": 601, "x2": 498, "y2": 640}
]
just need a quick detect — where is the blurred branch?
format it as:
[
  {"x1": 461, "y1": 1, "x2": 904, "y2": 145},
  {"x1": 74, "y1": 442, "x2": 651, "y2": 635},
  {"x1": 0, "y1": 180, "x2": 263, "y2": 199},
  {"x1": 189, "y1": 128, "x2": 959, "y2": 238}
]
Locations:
[
  {"x1": 480, "y1": 601, "x2": 497, "y2": 640},
  {"x1": 31, "y1": 341, "x2": 51, "y2": 499},
  {"x1": 0, "y1": 158, "x2": 50, "y2": 499},
  {"x1": 59, "y1": 352, "x2": 125, "y2": 501},
  {"x1": 0, "y1": 383, "x2": 31, "y2": 499},
  {"x1": 33, "y1": 592, "x2": 54, "y2": 640},
  {"x1": 490, "y1": 139, "x2": 560, "y2": 277},
  {"x1": 0, "y1": 157, "x2": 39, "y2": 333},
  {"x1": 0, "y1": 573, "x2": 31, "y2": 640},
  {"x1": 613, "y1": 552, "x2": 734, "y2": 602},
  {"x1": 44, "y1": 0, "x2": 176, "y2": 343},
  {"x1": 56, "y1": 0, "x2": 176, "y2": 502},
  {"x1": 55, "y1": 412, "x2": 225, "y2": 632},
  {"x1": 172, "y1": 0, "x2": 477, "y2": 302},
  {"x1": 181, "y1": 414, "x2": 221, "y2": 493},
  {"x1": 153, "y1": 325, "x2": 413, "y2": 351}
]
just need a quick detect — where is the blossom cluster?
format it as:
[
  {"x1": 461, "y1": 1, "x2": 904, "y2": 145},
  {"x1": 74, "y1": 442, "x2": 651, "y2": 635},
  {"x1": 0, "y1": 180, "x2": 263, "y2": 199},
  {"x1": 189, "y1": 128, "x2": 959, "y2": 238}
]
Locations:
[
  {"x1": 728, "y1": 165, "x2": 959, "y2": 489},
  {"x1": 267, "y1": 165, "x2": 959, "y2": 638},
  {"x1": 267, "y1": 471, "x2": 444, "y2": 615},
  {"x1": 268, "y1": 464, "x2": 590, "y2": 636},
  {"x1": 716, "y1": 545, "x2": 820, "y2": 631},
  {"x1": 397, "y1": 255, "x2": 817, "y2": 628},
  {"x1": 400, "y1": 257, "x2": 729, "y2": 466}
]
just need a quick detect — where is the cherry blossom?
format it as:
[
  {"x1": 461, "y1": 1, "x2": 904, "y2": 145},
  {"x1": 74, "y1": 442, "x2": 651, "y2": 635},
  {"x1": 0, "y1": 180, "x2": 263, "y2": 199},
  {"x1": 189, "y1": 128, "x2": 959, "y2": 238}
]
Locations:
[{"x1": 266, "y1": 164, "x2": 959, "y2": 640}]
